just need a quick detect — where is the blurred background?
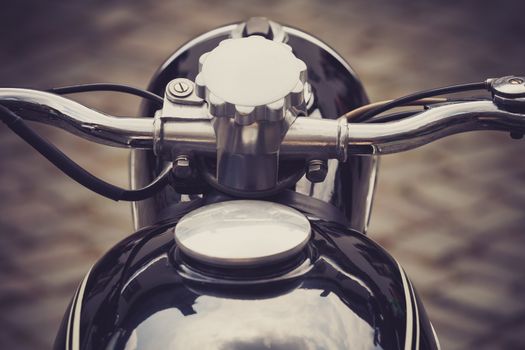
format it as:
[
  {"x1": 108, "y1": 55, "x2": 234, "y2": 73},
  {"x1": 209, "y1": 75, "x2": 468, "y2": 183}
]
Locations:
[{"x1": 1, "y1": 0, "x2": 525, "y2": 349}]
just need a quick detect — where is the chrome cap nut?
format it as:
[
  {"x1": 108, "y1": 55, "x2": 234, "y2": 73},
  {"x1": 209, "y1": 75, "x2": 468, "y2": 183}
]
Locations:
[
  {"x1": 172, "y1": 155, "x2": 192, "y2": 179},
  {"x1": 195, "y1": 36, "x2": 307, "y2": 123},
  {"x1": 306, "y1": 159, "x2": 328, "y2": 183}
]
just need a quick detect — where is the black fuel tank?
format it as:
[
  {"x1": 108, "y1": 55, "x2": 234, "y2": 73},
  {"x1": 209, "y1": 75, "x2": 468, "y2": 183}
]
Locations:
[{"x1": 54, "y1": 199, "x2": 439, "y2": 350}]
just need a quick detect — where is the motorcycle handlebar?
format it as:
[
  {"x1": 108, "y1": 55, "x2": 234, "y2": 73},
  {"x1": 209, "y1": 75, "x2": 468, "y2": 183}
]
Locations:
[
  {"x1": 346, "y1": 100, "x2": 525, "y2": 155},
  {"x1": 0, "y1": 89, "x2": 154, "y2": 149},
  {"x1": 1, "y1": 89, "x2": 525, "y2": 160}
]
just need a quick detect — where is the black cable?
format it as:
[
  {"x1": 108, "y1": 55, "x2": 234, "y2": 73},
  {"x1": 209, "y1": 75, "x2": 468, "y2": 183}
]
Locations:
[
  {"x1": 364, "y1": 98, "x2": 492, "y2": 124},
  {"x1": 366, "y1": 110, "x2": 419, "y2": 123},
  {"x1": 120, "y1": 165, "x2": 172, "y2": 201},
  {"x1": 47, "y1": 83, "x2": 164, "y2": 107},
  {"x1": 355, "y1": 81, "x2": 489, "y2": 122},
  {"x1": 0, "y1": 104, "x2": 171, "y2": 201},
  {"x1": 196, "y1": 157, "x2": 305, "y2": 198}
]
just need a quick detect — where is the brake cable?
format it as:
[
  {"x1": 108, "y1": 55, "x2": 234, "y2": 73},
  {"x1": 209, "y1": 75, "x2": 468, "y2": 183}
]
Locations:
[
  {"x1": 47, "y1": 83, "x2": 164, "y2": 107},
  {"x1": 345, "y1": 80, "x2": 490, "y2": 122},
  {"x1": 0, "y1": 104, "x2": 171, "y2": 201}
]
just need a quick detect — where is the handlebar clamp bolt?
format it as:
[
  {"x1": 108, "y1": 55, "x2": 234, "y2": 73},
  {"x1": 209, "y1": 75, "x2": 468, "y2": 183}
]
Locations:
[
  {"x1": 173, "y1": 155, "x2": 192, "y2": 179},
  {"x1": 306, "y1": 159, "x2": 328, "y2": 183},
  {"x1": 167, "y1": 79, "x2": 193, "y2": 99}
]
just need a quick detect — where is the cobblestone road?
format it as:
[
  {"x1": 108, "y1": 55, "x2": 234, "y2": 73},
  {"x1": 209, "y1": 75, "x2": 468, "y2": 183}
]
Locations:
[{"x1": 1, "y1": 1, "x2": 525, "y2": 349}]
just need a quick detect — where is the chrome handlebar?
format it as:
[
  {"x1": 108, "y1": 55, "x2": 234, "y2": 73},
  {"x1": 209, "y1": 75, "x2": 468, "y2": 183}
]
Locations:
[
  {"x1": 1, "y1": 88, "x2": 525, "y2": 159},
  {"x1": 0, "y1": 89, "x2": 154, "y2": 149},
  {"x1": 346, "y1": 100, "x2": 525, "y2": 155}
]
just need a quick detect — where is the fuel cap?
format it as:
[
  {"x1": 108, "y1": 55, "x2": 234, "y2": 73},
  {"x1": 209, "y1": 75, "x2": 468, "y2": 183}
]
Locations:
[
  {"x1": 195, "y1": 36, "x2": 307, "y2": 125},
  {"x1": 174, "y1": 200, "x2": 311, "y2": 268}
]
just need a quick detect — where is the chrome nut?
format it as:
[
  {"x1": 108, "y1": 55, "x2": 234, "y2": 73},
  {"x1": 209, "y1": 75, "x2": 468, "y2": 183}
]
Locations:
[
  {"x1": 195, "y1": 36, "x2": 307, "y2": 123},
  {"x1": 306, "y1": 159, "x2": 328, "y2": 183},
  {"x1": 173, "y1": 155, "x2": 192, "y2": 178}
]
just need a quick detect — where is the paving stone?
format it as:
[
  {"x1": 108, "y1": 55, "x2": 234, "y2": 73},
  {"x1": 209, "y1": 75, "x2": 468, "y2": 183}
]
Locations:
[
  {"x1": 0, "y1": 325, "x2": 41, "y2": 350},
  {"x1": 435, "y1": 276, "x2": 525, "y2": 320},
  {"x1": 407, "y1": 176, "x2": 487, "y2": 214},
  {"x1": 402, "y1": 261, "x2": 456, "y2": 294},
  {"x1": 372, "y1": 182, "x2": 439, "y2": 225},
  {"x1": 389, "y1": 224, "x2": 469, "y2": 263},
  {"x1": 430, "y1": 324, "x2": 471, "y2": 350},
  {"x1": 1, "y1": 293, "x2": 70, "y2": 347},
  {"x1": 0, "y1": 202, "x2": 64, "y2": 242},
  {"x1": 500, "y1": 318, "x2": 525, "y2": 348},
  {"x1": 481, "y1": 234, "x2": 525, "y2": 274},
  {"x1": 15, "y1": 239, "x2": 91, "y2": 272},
  {"x1": 452, "y1": 255, "x2": 523, "y2": 291},
  {"x1": 35, "y1": 259, "x2": 93, "y2": 294},
  {"x1": 424, "y1": 299, "x2": 494, "y2": 347},
  {"x1": 456, "y1": 200, "x2": 524, "y2": 235},
  {"x1": 0, "y1": 272, "x2": 39, "y2": 304}
]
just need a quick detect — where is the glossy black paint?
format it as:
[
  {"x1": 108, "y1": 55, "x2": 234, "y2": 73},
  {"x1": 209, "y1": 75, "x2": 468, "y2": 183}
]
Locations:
[
  {"x1": 54, "y1": 199, "x2": 438, "y2": 350},
  {"x1": 53, "y1": 21, "x2": 439, "y2": 350},
  {"x1": 132, "y1": 23, "x2": 377, "y2": 233}
]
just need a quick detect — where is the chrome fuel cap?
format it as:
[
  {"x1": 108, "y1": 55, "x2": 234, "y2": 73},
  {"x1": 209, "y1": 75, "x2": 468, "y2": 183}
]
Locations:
[{"x1": 174, "y1": 200, "x2": 311, "y2": 268}]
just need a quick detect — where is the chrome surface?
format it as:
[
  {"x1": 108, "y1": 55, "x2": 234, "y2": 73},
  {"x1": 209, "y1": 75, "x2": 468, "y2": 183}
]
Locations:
[
  {"x1": 279, "y1": 117, "x2": 347, "y2": 160},
  {"x1": 164, "y1": 79, "x2": 204, "y2": 108},
  {"x1": 212, "y1": 110, "x2": 296, "y2": 191},
  {"x1": 167, "y1": 78, "x2": 194, "y2": 99},
  {"x1": 5, "y1": 90, "x2": 525, "y2": 160},
  {"x1": 156, "y1": 118, "x2": 215, "y2": 156},
  {"x1": 129, "y1": 150, "x2": 154, "y2": 229},
  {"x1": 130, "y1": 21, "x2": 377, "y2": 231},
  {"x1": 172, "y1": 155, "x2": 192, "y2": 178},
  {"x1": 122, "y1": 289, "x2": 380, "y2": 350},
  {"x1": 174, "y1": 200, "x2": 311, "y2": 267},
  {"x1": 363, "y1": 155, "x2": 379, "y2": 233},
  {"x1": 72, "y1": 217, "x2": 435, "y2": 350},
  {"x1": 195, "y1": 36, "x2": 307, "y2": 121},
  {"x1": 306, "y1": 159, "x2": 328, "y2": 183},
  {"x1": 0, "y1": 88, "x2": 155, "y2": 149},
  {"x1": 155, "y1": 78, "x2": 210, "y2": 158},
  {"x1": 346, "y1": 100, "x2": 525, "y2": 155},
  {"x1": 193, "y1": 35, "x2": 308, "y2": 192},
  {"x1": 241, "y1": 17, "x2": 273, "y2": 39},
  {"x1": 490, "y1": 76, "x2": 525, "y2": 114},
  {"x1": 491, "y1": 75, "x2": 525, "y2": 96},
  {"x1": 131, "y1": 24, "x2": 238, "y2": 230},
  {"x1": 156, "y1": 116, "x2": 346, "y2": 160},
  {"x1": 158, "y1": 100, "x2": 525, "y2": 159}
]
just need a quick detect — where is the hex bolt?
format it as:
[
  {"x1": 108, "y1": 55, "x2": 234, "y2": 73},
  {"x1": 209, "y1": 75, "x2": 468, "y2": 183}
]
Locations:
[
  {"x1": 167, "y1": 78, "x2": 194, "y2": 98},
  {"x1": 306, "y1": 159, "x2": 328, "y2": 183},
  {"x1": 173, "y1": 155, "x2": 192, "y2": 178}
]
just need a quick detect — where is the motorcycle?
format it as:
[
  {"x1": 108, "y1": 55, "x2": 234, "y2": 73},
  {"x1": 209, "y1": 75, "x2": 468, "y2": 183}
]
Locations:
[{"x1": 1, "y1": 17, "x2": 524, "y2": 350}]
